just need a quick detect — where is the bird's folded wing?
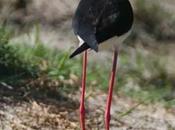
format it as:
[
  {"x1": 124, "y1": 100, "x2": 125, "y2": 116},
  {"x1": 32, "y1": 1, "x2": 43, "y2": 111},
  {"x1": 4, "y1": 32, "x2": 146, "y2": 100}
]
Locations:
[
  {"x1": 72, "y1": 0, "x2": 108, "y2": 51},
  {"x1": 96, "y1": 0, "x2": 120, "y2": 33}
]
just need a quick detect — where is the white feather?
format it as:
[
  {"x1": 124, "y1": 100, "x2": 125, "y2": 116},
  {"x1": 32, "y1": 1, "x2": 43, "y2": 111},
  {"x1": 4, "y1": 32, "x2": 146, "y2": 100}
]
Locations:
[
  {"x1": 76, "y1": 31, "x2": 131, "y2": 51},
  {"x1": 99, "y1": 30, "x2": 131, "y2": 51},
  {"x1": 77, "y1": 35, "x2": 85, "y2": 46}
]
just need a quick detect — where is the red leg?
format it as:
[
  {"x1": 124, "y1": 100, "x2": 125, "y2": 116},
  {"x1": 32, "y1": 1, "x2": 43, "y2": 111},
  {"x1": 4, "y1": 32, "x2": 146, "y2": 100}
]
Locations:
[
  {"x1": 80, "y1": 50, "x2": 87, "y2": 130},
  {"x1": 105, "y1": 49, "x2": 118, "y2": 130}
]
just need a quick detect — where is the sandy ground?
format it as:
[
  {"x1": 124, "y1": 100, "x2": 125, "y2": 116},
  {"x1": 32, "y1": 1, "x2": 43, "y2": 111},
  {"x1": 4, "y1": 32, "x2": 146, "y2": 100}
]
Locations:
[{"x1": 0, "y1": 82, "x2": 175, "y2": 130}]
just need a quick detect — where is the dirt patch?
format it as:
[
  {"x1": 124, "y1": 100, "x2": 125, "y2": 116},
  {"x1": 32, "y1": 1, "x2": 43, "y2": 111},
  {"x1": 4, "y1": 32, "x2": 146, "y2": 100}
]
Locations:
[{"x1": 0, "y1": 82, "x2": 175, "y2": 130}]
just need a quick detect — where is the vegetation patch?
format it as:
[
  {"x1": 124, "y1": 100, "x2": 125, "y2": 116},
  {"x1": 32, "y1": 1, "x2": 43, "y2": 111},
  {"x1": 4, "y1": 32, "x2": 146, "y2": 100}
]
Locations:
[{"x1": 0, "y1": 24, "x2": 175, "y2": 107}]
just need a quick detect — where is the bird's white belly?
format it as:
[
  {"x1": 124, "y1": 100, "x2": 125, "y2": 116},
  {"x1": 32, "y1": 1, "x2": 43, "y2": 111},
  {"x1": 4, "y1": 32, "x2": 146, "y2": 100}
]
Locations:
[
  {"x1": 99, "y1": 31, "x2": 131, "y2": 51},
  {"x1": 77, "y1": 31, "x2": 131, "y2": 51}
]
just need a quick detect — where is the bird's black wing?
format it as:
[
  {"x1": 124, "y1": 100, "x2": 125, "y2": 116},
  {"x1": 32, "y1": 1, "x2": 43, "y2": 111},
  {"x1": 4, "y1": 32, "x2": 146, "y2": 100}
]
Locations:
[
  {"x1": 96, "y1": 0, "x2": 120, "y2": 34},
  {"x1": 70, "y1": 0, "x2": 133, "y2": 58},
  {"x1": 96, "y1": 0, "x2": 134, "y2": 42},
  {"x1": 72, "y1": 0, "x2": 107, "y2": 51}
]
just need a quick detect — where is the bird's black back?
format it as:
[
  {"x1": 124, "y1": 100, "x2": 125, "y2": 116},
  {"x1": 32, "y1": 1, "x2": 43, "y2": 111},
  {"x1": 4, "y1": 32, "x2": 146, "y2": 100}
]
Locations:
[
  {"x1": 96, "y1": 0, "x2": 133, "y2": 42},
  {"x1": 70, "y1": 0, "x2": 133, "y2": 58}
]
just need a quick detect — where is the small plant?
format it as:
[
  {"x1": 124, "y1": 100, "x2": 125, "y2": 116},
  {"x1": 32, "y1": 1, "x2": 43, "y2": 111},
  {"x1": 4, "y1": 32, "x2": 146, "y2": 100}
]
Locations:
[
  {"x1": 117, "y1": 45, "x2": 174, "y2": 104},
  {"x1": 0, "y1": 27, "x2": 38, "y2": 80},
  {"x1": 0, "y1": 24, "x2": 174, "y2": 106}
]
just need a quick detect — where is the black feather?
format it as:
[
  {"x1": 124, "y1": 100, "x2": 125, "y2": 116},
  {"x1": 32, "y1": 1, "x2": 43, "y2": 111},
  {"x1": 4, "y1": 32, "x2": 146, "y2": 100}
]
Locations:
[
  {"x1": 69, "y1": 43, "x2": 89, "y2": 58},
  {"x1": 70, "y1": 0, "x2": 133, "y2": 58}
]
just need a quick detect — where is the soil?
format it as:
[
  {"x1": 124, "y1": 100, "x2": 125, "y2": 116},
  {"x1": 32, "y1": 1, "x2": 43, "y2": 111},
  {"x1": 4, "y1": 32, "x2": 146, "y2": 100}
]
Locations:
[{"x1": 0, "y1": 82, "x2": 175, "y2": 130}]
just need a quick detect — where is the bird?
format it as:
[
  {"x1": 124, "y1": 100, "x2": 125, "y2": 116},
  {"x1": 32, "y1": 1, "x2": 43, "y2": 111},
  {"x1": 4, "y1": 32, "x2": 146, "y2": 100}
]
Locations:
[{"x1": 70, "y1": 0, "x2": 134, "y2": 130}]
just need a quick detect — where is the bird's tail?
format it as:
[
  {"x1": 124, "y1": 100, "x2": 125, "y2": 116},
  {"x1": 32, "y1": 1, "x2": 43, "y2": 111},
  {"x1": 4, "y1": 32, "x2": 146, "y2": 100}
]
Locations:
[{"x1": 69, "y1": 43, "x2": 90, "y2": 58}]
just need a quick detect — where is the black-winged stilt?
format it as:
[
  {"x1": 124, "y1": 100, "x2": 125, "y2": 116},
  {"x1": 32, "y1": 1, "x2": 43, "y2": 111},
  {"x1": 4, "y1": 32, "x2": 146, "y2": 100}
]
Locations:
[{"x1": 70, "y1": 0, "x2": 134, "y2": 129}]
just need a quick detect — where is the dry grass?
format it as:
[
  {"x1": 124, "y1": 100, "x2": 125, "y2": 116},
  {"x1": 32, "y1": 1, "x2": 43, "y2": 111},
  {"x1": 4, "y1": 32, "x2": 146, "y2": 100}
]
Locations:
[{"x1": 1, "y1": 85, "x2": 175, "y2": 130}]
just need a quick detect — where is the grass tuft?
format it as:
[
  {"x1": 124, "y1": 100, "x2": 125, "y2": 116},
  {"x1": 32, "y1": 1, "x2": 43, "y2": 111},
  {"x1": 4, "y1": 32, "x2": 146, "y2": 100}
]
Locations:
[{"x1": 0, "y1": 25, "x2": 175, "y2": 107}]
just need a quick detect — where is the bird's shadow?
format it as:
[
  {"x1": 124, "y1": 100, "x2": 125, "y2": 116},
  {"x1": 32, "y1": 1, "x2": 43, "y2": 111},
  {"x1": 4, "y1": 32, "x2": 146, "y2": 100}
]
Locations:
[{"x1": 0, "y1": 78, "x2": 79, "y2": 113}]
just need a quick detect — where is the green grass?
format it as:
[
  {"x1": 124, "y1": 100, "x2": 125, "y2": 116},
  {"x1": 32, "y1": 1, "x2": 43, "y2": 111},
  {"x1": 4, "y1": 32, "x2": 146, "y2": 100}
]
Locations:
[
  {"x1": 118, "y1": 45, "x2": 175, "y2": 105},
  {"x1": 0, "y1": 26, "x2": 81, "y2": 85},
  {"x1": 0, "y1": 25, "x2": 175, "y2": 108},
  {"x1": 0, "y1": 27, "x2": 38, "y2": 80}
]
